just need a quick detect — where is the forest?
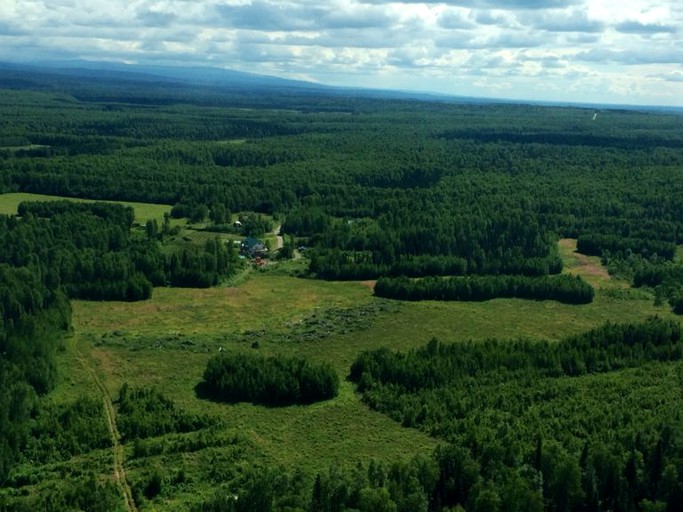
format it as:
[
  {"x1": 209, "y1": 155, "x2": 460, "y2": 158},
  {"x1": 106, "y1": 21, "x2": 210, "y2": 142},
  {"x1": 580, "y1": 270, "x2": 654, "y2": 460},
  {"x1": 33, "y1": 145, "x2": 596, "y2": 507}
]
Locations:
[
  {"x1": 0, "y1": 67, "x2": 681, "y2": 511},
  {"x1": 350, "y1": 319, "x2": 683, "y2": 511}
]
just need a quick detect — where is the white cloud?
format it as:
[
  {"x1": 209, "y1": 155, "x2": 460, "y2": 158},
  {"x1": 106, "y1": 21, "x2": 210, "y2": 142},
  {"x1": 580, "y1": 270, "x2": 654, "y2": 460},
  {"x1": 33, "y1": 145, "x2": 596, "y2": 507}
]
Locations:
[{"x1": 0, "y1": 0, "x2": 681, "y2": 105}]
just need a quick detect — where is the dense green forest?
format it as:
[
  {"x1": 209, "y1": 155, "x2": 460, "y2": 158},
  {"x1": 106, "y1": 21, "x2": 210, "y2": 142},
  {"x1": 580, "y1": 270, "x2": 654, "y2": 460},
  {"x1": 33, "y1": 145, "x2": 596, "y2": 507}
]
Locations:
[
  {"x1": 2, "y1": 84, "x2": 682, "y2": 300},
  {"x1": 1, "y1": 200, "x2": 239, "y2": 299},
  {"x1": 350, "y1": 319, "x2": 683, "y2": 511},
  {"x1": 0, "y1": 69, "x2": 682, "y2": 510}
]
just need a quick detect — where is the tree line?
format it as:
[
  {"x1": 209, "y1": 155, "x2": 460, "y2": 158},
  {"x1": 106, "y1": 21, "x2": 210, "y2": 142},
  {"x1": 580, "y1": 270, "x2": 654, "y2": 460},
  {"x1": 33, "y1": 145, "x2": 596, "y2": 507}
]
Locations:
[
  {"x1": 577, "y1": 234, "x2": 676, "y2": 262},
  {"x1": 0, "y1": 268, "x2": 115, "y2": 504},
  {"x1": 374, "y1": 274, "x2": 594, "y2": 304}
]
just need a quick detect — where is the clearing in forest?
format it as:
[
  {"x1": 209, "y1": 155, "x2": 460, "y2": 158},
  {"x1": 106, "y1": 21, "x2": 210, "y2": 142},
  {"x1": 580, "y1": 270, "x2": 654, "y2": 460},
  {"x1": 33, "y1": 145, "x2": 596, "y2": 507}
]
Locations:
[{"x1": 558, "y1": 238, "x2": 612, "y2": 284}]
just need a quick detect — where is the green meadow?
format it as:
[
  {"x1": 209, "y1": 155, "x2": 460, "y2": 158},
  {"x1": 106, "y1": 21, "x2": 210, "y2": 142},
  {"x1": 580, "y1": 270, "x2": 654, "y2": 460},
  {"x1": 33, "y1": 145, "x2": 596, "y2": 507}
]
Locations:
[{"x1": 43, "y1": 236, "x2": 671, "y2": 509}]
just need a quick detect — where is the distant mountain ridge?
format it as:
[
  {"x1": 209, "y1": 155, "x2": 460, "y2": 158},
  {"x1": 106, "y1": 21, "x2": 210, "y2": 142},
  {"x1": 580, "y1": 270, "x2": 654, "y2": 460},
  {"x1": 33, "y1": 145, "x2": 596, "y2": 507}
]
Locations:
[
  {"x1": 0, "y1": 60, "x2": 478, "y2": 105},
  {"x1": 1, "y1": 60, "x2": 680, "y2": 113},
  {"x1": 23, "y1": 59, "x2": 328, "y2": 90}
]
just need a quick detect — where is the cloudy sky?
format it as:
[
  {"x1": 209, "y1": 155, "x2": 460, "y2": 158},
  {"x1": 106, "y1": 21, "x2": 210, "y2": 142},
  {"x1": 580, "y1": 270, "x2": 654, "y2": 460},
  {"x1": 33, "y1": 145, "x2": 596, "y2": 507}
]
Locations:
[{"x1": 1, "y1": 0, "x2": 682, "y2": 106}]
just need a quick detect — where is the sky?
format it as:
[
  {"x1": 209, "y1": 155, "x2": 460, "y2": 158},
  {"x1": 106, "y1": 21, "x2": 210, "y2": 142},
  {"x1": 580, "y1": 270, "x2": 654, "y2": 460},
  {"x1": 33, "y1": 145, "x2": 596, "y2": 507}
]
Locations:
[{"x1": 1, "y1": 0, "x2": 682, "y2": 106}]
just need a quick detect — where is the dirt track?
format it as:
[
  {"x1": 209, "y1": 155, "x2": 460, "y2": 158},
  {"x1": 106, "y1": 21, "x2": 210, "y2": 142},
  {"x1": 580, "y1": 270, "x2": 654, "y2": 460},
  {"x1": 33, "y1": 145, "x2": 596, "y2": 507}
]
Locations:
[
  {"x1": 77, "y1": 344, "x2": 137, "y2": 512},
  {"x1": 273, "y1": 224, "x2": 284, "y2": 250}
]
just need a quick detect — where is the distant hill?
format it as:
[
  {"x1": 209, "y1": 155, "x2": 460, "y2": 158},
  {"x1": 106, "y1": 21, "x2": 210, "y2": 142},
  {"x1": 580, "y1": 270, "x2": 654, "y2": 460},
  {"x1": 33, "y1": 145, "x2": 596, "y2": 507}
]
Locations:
[
  {"x1": 0, "y1": 60, "x2": 488, "y2": 108},
  {"x1": 22, "y1": 60, "x2": 329, "y2": 90},
  {"x1": 1, "y1": 60, "x2": 680, "y2": 113}
]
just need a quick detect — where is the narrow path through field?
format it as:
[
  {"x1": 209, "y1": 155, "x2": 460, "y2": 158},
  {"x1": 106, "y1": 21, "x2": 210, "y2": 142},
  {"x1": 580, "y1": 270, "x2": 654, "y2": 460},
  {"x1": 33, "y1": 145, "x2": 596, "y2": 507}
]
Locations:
[
  {"x1": 273, "y1": 224, "x2": 284, "y2": 250},
  {"x1": 76, "y1": 342, "x2": 137, "y2": 512}
]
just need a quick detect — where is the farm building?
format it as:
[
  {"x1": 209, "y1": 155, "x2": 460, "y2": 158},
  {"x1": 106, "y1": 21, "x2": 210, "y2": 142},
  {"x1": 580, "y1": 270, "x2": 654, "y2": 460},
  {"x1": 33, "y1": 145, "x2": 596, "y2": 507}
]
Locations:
[{"x1": 241, "y1": 237, "x2": 268, "y2": 257}]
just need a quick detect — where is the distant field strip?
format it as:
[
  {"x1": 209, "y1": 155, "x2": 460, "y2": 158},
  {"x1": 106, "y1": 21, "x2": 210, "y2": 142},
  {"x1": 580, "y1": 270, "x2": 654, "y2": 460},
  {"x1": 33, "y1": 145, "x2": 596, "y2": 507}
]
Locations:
[{"x1": 0, "y1": 192, "x2": 171, "y2": 224}]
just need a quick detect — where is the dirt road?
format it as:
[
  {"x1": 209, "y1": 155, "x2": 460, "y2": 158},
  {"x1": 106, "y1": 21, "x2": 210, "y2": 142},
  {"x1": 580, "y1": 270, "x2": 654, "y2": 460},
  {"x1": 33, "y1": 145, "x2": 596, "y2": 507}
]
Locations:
[
  {"x1": 273, "y1": 224, "x2": 284, "y2": 250},
  {"x1": 77, "y1": 345, "x2": 137, "y2": 512}
]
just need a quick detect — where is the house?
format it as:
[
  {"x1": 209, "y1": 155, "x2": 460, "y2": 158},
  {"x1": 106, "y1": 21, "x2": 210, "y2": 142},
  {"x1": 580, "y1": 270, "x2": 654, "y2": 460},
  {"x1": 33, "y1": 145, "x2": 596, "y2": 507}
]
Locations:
[{"x1": 241, "y1": 237, "x2": 268, "y2": 257}]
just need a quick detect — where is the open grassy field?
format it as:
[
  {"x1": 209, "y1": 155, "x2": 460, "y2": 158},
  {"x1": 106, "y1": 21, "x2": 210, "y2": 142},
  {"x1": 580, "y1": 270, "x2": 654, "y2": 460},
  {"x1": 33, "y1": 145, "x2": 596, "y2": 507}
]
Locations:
[
  {"x1": 0, "y1": 192, "x2": 172, "y2": 224},
  {"x1": 46, "y1": 238, "x2": 675, "y2": 509}
]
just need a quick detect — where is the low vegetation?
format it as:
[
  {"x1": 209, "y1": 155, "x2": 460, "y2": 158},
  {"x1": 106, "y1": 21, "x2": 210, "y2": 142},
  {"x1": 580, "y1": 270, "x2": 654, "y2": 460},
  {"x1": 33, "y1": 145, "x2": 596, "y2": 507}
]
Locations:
[{"x1": 117, "y1": 384, "x2": 217, "y2": 442}]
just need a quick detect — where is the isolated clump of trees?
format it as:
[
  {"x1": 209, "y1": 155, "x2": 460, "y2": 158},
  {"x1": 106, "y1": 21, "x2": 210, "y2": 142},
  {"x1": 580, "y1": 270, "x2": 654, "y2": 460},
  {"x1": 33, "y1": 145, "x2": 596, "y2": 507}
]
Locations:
[{"x1": 201, "y1": 352, "x2": 339, "y2": 406}]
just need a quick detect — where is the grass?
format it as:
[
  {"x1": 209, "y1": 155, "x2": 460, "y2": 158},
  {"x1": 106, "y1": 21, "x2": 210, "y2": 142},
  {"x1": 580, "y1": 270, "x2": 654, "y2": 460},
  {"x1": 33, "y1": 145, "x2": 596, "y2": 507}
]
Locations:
[
  {"x1": 48, "y1": 238, "x2": 677, "y2": 509},
  {"x1": 0, "y1": 192, "x2": 172, "y2": 224},
  {"x1": 66, "y1": 275, "x2": 437, "y2": 485},
  {"x1": 73, "y1": 275, "x2": 372, "y2": 337}
]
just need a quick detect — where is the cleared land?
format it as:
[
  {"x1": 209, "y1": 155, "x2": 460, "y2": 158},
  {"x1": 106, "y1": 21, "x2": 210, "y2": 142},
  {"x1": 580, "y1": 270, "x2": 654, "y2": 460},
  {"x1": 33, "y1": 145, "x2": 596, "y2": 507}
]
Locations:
[
  {"x1": 0, "y1": 192, "x2": 172, "y2": 224},
  {"x1": 40, "y1": 235, "x2": 674, "y2": 509},
  {"x1": 558, "y1": 238, "x2": 612, "y2": 284}
]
